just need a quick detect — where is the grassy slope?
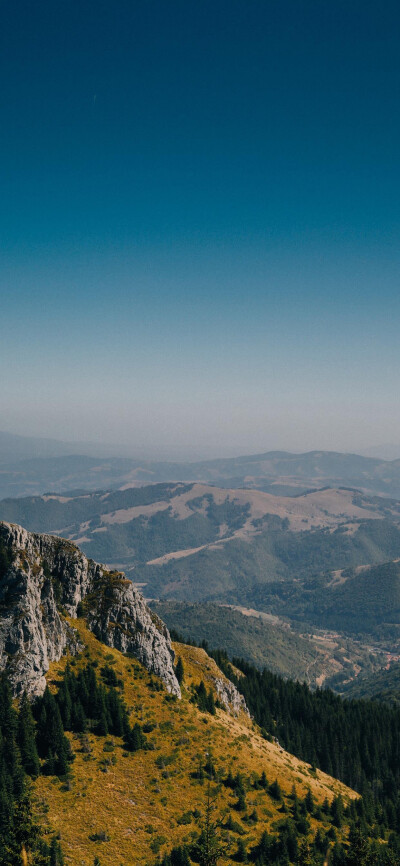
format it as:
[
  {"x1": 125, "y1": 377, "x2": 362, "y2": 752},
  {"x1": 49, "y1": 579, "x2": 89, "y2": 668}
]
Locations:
[{"x1": 33, "y1": 621, "x2": 356, "y2": 866}]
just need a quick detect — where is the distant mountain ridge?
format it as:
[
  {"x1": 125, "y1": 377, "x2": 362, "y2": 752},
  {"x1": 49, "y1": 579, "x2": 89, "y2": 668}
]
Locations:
[
  {"x1": 3, "y1": 429, "x2": 400, "y2": 499},
  {"x1": 0, "y1": 429, "x2": 116, "y2": 461}
]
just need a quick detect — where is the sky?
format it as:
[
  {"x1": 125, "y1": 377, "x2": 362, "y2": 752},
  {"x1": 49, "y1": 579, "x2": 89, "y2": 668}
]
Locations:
[{"x1": 1, "y1": 0, "x2": 400, "y2": 459}]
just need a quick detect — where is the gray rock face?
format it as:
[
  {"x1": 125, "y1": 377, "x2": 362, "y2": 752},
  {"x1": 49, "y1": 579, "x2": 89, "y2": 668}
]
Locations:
[
  {"x1": 0, "y1": 521, "x2": 180, "y2": 698},
  {"x1": 214, "y1": 676, "x2": 249, "y2": 716}
]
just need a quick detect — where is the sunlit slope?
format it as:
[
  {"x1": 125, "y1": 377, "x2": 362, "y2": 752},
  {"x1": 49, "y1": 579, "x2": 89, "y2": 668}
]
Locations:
[{"x1": 34, "y1": 621, "x2": 356, "y2": 866}]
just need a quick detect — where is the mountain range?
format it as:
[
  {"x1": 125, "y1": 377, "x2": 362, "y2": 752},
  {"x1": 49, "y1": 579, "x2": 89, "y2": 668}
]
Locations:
[
  {"x1": 2, "y1": 481, "x2": 400, "y2": 686},
  {"x1": 2, "y1": 519, "x2": 370, "y2": 866},
  {"x1": 3, "y1": 434, "x2": 400, "y2": 696},
  {"x1": 3, "y1": 430, "x2": 400, "y2": 500}
]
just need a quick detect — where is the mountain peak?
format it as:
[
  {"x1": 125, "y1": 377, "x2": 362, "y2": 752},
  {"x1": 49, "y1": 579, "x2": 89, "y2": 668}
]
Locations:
[{"x1": 0, "y1": 521, "x2": 180, "y2": 698}]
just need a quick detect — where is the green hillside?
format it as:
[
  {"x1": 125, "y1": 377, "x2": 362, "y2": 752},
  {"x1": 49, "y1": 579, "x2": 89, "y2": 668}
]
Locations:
[
  {"x1": 0, "y1": 483, "x2": 193, "y2": 533},
  {"x1": 3, "y1": 484, "x2": 400, "y2": 641},
  {"x1": 307, "y1": 561, "x2": 400, "y2": 634},
  {"x1": 150, "y1": 601, "x2": 385, "y2": 689},
  {"x1": 341, "y1": 660, "x2": 400, "y2": 704},
  {"x1": 142, "y1": 521, "x2": 400, "y2": 638},
  {"x1": 151, "y1": 600, "x2": 323, "y2": 679}
]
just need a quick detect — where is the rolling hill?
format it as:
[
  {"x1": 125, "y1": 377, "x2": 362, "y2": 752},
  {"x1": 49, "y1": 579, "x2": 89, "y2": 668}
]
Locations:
[
  {"x1": 2, "y1": 483, "x2": 400, "y2": 647},
  {"x1": 3, "y1": 432, "x2": 400, "y2": 500},
  {"x1": 341, "y1": 659, "x2": 400, "y2": 705},
  {"x1": 150, "y1": 600, "x2": 386, "y2": 689}
]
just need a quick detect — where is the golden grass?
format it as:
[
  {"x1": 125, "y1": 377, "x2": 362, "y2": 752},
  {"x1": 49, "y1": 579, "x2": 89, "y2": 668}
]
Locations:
[{"x1": 33, "y1": 622, "x2": 357, "y2": 866}]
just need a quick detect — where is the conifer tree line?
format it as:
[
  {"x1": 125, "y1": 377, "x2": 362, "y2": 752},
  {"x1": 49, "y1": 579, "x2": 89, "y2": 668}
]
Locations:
[
  {"x1": 183, "y1": 641, "x2": 400, "y2": 832},
  {"x1": 170, "y1": 635, "x2": 400, "y2": 861},
  {"x1": 0, "y1": 660, "x2": 148, "y2": 864},
  {"x1": 192, "y1": 680, "x2": 217, "y2": 715},
  {"x1": 2, "y1": 638, "x2": 400, "y2": 865},
  {"x1": 225, "y1": 656, "x2": 400, "y2": 822},
  {"x1": 160, "y1": 765, "x2": 400, "y2": 865},
  {"x1": 32, "y1": 661, "x2": 148, "y2": 769},
  {"x1": 0, "y1": 677, "x2": 63, "y2": 866}
]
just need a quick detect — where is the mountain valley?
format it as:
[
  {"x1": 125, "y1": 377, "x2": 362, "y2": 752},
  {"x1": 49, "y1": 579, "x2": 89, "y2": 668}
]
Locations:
[{"x1": 2, "y1": 482, "x2": 400, "y2": 662}]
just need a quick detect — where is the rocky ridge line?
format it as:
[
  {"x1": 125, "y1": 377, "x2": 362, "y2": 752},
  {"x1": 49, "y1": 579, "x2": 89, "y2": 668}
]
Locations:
[{"x1": 0, "y1": 521, "x2": 180, "y2": 698}]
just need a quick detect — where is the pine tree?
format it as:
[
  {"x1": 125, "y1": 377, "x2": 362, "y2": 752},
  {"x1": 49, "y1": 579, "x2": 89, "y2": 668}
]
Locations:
[
  {"x1": 206, "y1": 689, "x2": 216, "y2": 716},
  {"x1": 11, "y1": 790, "x2": 41, "y2": 863},
  {"x1": 235, "y1": 838, "x2": 247, "y2": 862},
  {"x1": 97, "y1": 712, "x2": 108, "y2": 737},
  {"x1": 106, "y1": 687, "x2": 127, "y2": 737},
  {"x1": 72, "y1": 700, "x2": 87, "y2": 733},
  {"x1": 346, "y1": 826, "x2": 372, "y2": 866},
  {"x1": 297, "y1": 838, "x2": 316, "y2": 865},
  {"x1": 250, "y1": 829, "x2": 272, "y2": 862},
  {"x1": 194, "y1": 783, "x2": 228, "y2": 866},
  {"x1": 304, "y1": 787, "x2": 314, "y2": 814},
  {"x1": 224, "y1": 769, "x2": 235, "y2": 789},
  {"x1": 234, "y1": 773, "x2": 246, "y2": 811},
  {"x1": 196, "y1": 681, "x2": 208, "y2": 712},
  {"x1": 331, "y1": 794, "x2": 344, "y2": 828},
  {"x1": 314, "y1": 827, "x2": 326, "y2": 855},
  {"x1": 0, "y1": 675, "x2": 65, "y2": 866},
  {"x1": 0, "y1": 676, "x2": 25, "y2": 799},
  {"x1": 50, "y1": 835, "x2": 64, "y2": 865},
  {"x1": 268, "y1": 778, "x2": 282, "y2": 801},
  {"x1": 175, "y1": 657, "x2": 184, "y2": 685},
  {"x1": 57, "y1": 677, "x2": 72, "y2": 730},
  {"x1": 322, "y1": 797, "x2": 330, "y2": 814},
  {"x1": 35, "y1": 688, "x2": 71, "y2": 776},
  {"x1": 17, "y1": 693, "x2": 40, "y2": 777},
  {"x1": 160, "y1": 846, "x2": 190, "y2": 866},
  {"x1": 124, "y1": 722, "x2": 146, "y2": 752}
]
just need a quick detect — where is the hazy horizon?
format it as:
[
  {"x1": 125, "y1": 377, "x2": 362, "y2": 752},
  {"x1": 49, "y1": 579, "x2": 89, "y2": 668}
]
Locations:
[
  {"x1": 1, "y1": 426, "x2": 400, "y2": 464},
  {"x1": 2, "y1": 2, "x2": 399, "y2": 459}
]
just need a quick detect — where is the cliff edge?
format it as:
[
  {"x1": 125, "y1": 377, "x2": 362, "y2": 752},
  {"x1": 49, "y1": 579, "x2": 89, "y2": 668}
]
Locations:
[{"x1": 0, "y1": 521, "x2": 180, "y2": 698}]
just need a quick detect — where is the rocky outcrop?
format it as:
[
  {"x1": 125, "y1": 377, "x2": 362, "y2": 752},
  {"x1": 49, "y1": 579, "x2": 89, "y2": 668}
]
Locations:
[
  {"x1": 214, "y1": 676, "x2": 249, "y2": 716},
  {"x1": 84, "y1": 573, "x2": 180, "y2": 696},
  {"x1": 0, "y1": 521, "x2": 180, "y2": 698}
]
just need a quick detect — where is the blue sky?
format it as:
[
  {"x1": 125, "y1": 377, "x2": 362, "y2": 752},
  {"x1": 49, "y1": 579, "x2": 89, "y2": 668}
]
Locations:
[{"x1": 1, "y1": 1, "x2": 400, "y2": 458}]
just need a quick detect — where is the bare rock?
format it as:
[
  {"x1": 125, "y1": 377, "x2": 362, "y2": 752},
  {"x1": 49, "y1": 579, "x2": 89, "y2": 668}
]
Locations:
[
  {"x1": 214, "y1": 676, "x2": 249, "y2": 716},
  {"x1": 0, "y1": 521, "x2": 180, "y2": 698}
]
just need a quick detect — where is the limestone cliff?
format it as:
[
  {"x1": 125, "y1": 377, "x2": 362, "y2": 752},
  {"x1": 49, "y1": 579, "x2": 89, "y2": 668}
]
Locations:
[
  {"x1": 214, "y1": 676, "x2": 249, "y2": 717},
  {"x1": 0, "y1": 521, "x2": 180, "y2": 698}
]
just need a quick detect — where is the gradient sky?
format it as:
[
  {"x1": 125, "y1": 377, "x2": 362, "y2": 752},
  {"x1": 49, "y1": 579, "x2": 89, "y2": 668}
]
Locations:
[{"x1": 1, "y1": 1, "x2": 400, "y2": 459}]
